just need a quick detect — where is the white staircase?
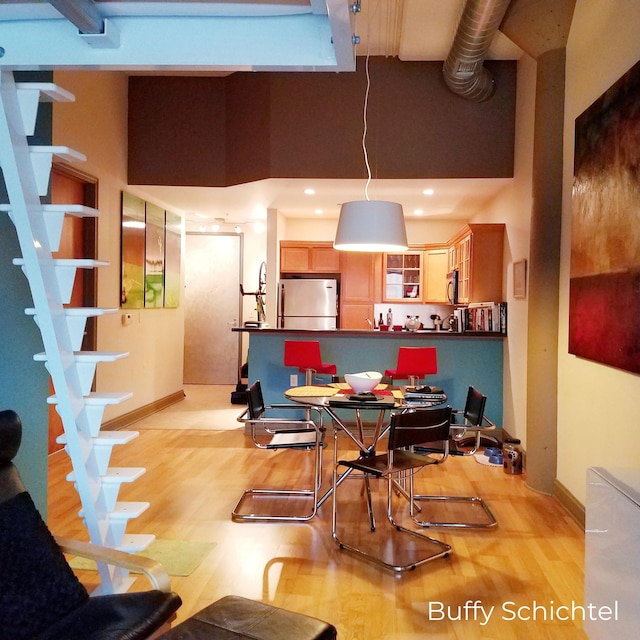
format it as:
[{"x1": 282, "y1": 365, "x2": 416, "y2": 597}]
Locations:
[{"x1": 0, "y1": 70, "x2": 151, "y2": 594}]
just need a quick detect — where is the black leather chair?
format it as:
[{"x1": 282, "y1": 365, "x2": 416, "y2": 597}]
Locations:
[
  {"x1": 0, "y1": 409, "x2": 182, "y2": 640},
  {"x1": 1, "y1": 408, "x2": 338, "y2": 640},
  {"x1": 412, "y1": 386, "x2": 498, "y2": 528},
  {"x1": 232, "y1": 380, "x2": 325, "y2": 522},
  {"x1": 332, "y1": 407, "x2": 453, "y2": 572}
]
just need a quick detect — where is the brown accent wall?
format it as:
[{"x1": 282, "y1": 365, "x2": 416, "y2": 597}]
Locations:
[{"x1": 128, "y1": 57, "x2": 516, "y2": 187}]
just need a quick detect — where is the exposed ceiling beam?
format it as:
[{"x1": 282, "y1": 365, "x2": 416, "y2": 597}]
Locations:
[{"x1": 48, "y1": 0, "x2": 104, "y2": 34}]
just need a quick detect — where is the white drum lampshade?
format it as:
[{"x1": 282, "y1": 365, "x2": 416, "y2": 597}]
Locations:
[{"x1": 333, "y1": 200, "x2": 408, "y2": 252}]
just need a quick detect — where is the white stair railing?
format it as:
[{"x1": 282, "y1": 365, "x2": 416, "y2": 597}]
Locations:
[{"x1": 0, "y1": 70, "x2": 152, "y2": 594}]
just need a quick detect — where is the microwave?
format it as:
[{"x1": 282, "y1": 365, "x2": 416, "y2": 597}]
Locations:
[{"x1": 446, "y1": 269, "x2": 459, "y2": 305}]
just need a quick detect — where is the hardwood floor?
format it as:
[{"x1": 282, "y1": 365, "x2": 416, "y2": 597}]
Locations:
[{"x1": 48, "y1": 385, "x2": 587, "y2": 639}]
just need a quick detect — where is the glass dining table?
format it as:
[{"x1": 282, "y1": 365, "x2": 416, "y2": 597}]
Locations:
[{"x1": 284, "y1": 382, "x2": 448, "y2": 508}]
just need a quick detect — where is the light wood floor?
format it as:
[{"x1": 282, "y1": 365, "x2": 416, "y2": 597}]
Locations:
[{"x1": 48, "y1": 385, "x2": 587, "y2": 639}]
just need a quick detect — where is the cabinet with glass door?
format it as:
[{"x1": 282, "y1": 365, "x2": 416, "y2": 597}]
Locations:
[{"x1": 383, "y1": 252, "x2": 422, "y2": 301}]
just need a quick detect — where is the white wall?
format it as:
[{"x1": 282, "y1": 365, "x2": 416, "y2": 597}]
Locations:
[
  {"x1": 53, "y1": 71, "x2": 185, "y2": 420},
  {"x1": 557, "y1": 0, "x2": 640, "y2": 504}
]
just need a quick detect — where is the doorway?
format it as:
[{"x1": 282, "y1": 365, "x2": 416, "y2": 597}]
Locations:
[
  {"x1": 183, "y1": 233, "x2": 242, "y2": 384},
  {"x1": 48, "y1": 163, "x2": 98, "y2": 453}
]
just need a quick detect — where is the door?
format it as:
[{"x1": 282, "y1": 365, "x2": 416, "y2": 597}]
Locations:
[
  {"x1": 183, "y1": 233, "x2": 242, "y2": 384},
  {"x1": 49, "y1": 164, "x2": 98, "y2": 453}
]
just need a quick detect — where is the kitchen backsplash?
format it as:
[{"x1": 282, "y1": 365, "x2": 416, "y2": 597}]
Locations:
[{"x1": 373, "y1": 303, "x2": 454, "y2": 330}]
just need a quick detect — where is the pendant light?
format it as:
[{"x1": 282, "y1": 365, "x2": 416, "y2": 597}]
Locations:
[{"x1": 334, "y1": 51, "x2": 408, "y2": 252}]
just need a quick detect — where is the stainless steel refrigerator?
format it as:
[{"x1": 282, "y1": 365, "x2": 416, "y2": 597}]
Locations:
[{"x1": 278, "y1": 279, "x2": 338, "y2": 329}]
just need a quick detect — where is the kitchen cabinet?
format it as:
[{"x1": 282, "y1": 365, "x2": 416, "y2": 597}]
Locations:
[
  {"x1": 280, "y1": 241, "x2": 341, "y2": 273},
  {"x1": 422, "y1": 247, "x2": 449, "y2": 302},
  {"x1": 382, "y1": 246, "x2": 448, "y2": 303},
  {"x1": 340, "y1": 251, "x2": 379, "y2": 329},
  {"x1": 383, "y1": 251, "x2": 422, "y2": 301},
  {"x1": 447, "y1": 224, "x2": 504, "y2": 303}
]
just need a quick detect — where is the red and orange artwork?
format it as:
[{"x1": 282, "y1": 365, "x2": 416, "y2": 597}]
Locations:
[{"x1": 570, "y1": 60, "x2": 640, "y2": 374}]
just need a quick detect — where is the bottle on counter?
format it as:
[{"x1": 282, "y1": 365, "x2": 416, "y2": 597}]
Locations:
[
  {"x1": 378, "y1": 312, "x2": 384, "y2": 328},
  {"x1": 386, "y1": 308, "x2": 393, "y2": 327}
]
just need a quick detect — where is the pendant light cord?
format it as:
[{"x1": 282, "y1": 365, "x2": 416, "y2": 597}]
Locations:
[{"x1": 362, "y1": 52, "x2": 372, "y2": 201}]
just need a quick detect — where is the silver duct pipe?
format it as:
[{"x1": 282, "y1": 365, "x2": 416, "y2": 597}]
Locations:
[{"x1": 443, "y1": 0, "x2": 512, "y2": 102}]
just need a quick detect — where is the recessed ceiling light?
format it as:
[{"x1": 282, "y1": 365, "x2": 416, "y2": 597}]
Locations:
[
  {"x1": 212, "y1": 223, "x2": 220, "y2": 232},
  {"x1": 314, "y1": 209, "x2": 324, "y2": 215},
  {"x1": 413, "y1": 209, "x2": 424, "y2": 216},
  {"x1": 422, "y1": 188, "x2": 435, "y2": 196},
  {"x1": 304, "y1": 188, "x2": 315, "y2": 195}
]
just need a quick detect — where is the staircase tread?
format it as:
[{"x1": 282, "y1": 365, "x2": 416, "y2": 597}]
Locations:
[
  {"x1": 66, "y1": 466, "x2": 145, "y2": 483},
  {"x1": 48, "y1": 391, "x2": 133, "y2": 405},
  {"x1": 14, "y1": 257, "x2": 109, "y2": 267},
  {"x1": 56, "y1": 430, "x2": 138, "y2": 445},
  {"x1": 16, "y1": 82, "x2": 75, "y2": 102},
  {"x1": 34, "y1": 350, "x2": 129, "y2": 362},
  {"x1": 26, "y1": 306, "x2": 118, "y2": 316},
  {"x1": 0, "y1": 202, "x2": 101, "y2": 217},
  {"x1": 29, "y1": 145, "x2": 87, "y2": 162}
]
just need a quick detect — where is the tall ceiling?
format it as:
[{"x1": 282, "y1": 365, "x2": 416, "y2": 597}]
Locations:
[{"x1": 0, "y1": 1, "x2": 524, "y2": 227}]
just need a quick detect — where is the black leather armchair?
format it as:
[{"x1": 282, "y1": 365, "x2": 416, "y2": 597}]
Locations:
[
  {"x1": 1, "y1": 408, "x2": 337, "y2": 640},
  {"x1": 0, "y1": 409, "x2": 182, "y2": 640}
]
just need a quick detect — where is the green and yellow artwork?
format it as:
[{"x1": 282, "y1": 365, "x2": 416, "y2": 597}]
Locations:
[
  {"x1": 145, "y1": 202, "x2": 165, "y2": 308},
  {"x1": 121, "y1": 192, "x2": 145, "y2": 309}
]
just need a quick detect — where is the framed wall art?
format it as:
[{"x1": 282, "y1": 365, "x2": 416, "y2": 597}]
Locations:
[
  {"x1": 120, "y1": 192, "x2": 182, "y2": 309},
  {"x1": 513, "y1": 260, "x2": 527, "y2": 299},
  {"x1": 569, "y1": 60, "x2": 640, "y2": 374}
]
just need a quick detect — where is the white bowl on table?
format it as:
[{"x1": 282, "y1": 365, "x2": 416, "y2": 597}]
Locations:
[{"x1": 344, "y1": 371, "x2": 383, "y2": 394}]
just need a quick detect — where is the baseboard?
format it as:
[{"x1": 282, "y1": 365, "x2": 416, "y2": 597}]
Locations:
[
  {"x1": 101, "y1": 390, "x2": 186, "y2": 431},
  {"x1": 553, "y1": 479, "x2": 585, "y2": 530}
]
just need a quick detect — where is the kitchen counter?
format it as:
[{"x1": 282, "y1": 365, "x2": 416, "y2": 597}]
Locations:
[
  {"x1": 236, "y1": 327, "x2": 504, "y2": 424},
  {"x1": 233, "y1": 327, "x2": 505, "y2": 337}
]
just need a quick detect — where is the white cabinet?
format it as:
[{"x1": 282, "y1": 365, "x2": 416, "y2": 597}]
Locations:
[{"x1": 585, "y1": 467, "x2": 640, "y2": 639}]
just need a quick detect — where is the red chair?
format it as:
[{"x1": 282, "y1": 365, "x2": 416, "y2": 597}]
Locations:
[
  {"x1": 284, "y1": 340, "x2": 336, "y2": 385},
  {"x1": 384, "y1": 346, "x2": 437, "y2": 386}
]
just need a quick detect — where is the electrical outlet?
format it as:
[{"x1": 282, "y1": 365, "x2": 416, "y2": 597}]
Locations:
[{"x1": 290, "y1": 374, "x2": 299, "y2": 387}]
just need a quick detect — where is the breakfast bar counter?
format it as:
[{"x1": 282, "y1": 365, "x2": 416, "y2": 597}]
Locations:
[{"x1": 234, "y1": 328, "x2": 504, "y2": 425}]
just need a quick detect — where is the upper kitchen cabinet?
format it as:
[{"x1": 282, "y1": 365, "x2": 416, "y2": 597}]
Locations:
[
  {"x1": 382, "y1": 247, "x2": 448, "y2": 303},
  {"x1": 383, "y1": 251, "x2": 422, "y2": 301},
  {"x1": 448, "y1": 224, "x2": 505, "y2": 303},
  {"x1": 280, "y1": 241, "x2": 341, "y2": 274},
  {"x1": 422, "y1": 247, "x2": 449, "y2": 303}
]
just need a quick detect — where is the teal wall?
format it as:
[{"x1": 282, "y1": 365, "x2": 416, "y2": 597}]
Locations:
[
  {"x1": 246, "y1": 331, "x2": 504, "y2": 426},
  {"x1": 0, "y1": 71, "x2": 53, "y2": 515}
]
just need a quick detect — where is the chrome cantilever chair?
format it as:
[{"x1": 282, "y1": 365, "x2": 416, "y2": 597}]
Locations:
[
  {"x1": 232, "y1": 380, "x2": 324, "y2": 522},
  {"x1": 413, "y1": 386, "x2": 497, "y2": 528},
  {"x1": 0, "y1": 409, "x2": 182, "y2": 640},
  {"x1": 332, "y1": 406, "x2": 453, "y2": 572}
]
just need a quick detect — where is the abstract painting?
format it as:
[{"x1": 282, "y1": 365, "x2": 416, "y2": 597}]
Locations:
[
  {"x1": 144, "y1": 202, "x2": 165, "y2": 308},
  {"x1": 570, "y1": 60, "x2": 640, "y2": 374},
  {"x1": 121, "y1": 192, "x2": 145, "y2": 308}
]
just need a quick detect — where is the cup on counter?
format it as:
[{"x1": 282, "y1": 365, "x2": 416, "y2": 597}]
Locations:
[
  {"x1": 379, "y1": 324, "x2": 389, "y2": 331},
  {"x1": 393, "y1": 325, "x2": 403, "y2": 332}
]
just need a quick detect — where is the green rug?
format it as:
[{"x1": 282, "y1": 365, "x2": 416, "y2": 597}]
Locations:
[{"x1": 69, "y1": 539, "x2": 216, "y2": 577}]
